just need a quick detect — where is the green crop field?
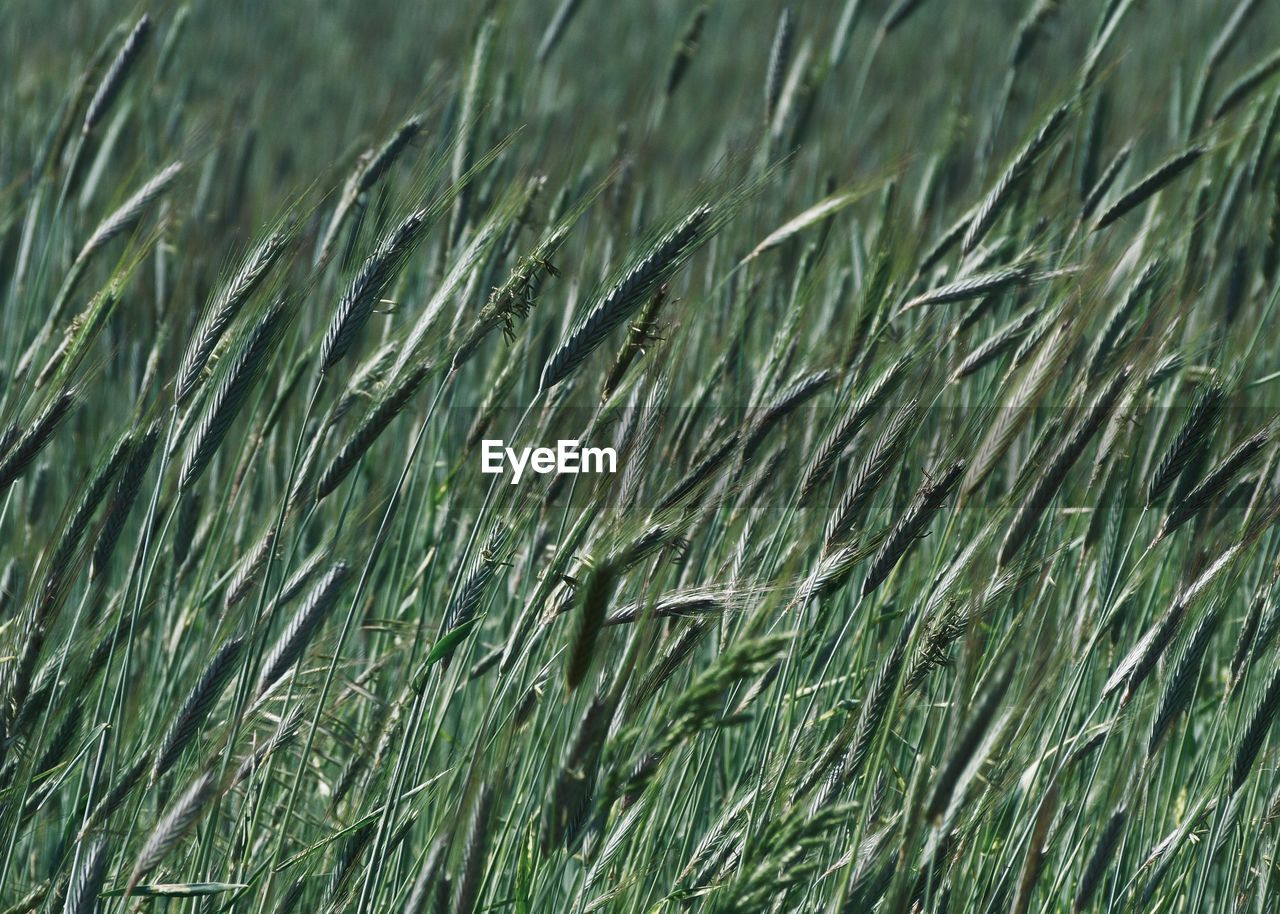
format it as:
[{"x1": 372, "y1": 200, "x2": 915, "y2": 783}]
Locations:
[{"x1": 2, "y1": 0, "x2": 1280, "y2": 911}]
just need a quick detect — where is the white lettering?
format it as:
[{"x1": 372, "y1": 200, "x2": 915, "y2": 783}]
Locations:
[
  {"x1": 558, "y1": 439, "x2": 580, "y2": 472},
  {"x1": 506, "y1": 444, "x2": 530, "y2": 484},
  {"x1": 581, "y1": 445, "x2": 616, "y2": 474},
  {"x1": 530, "y1": 447, "x2": 555, "y2": 473},
  {"x1": 479, "y1": 440, "x2": 617, "y2": 483},
  {"x1": 481, "y1": 440, "x2": 504, "y2": 474}
]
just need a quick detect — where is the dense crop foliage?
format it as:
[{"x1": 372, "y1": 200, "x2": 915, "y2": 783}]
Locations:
[{"x1": 3, "y1": 1, "x2": 1280, "y2": 911}]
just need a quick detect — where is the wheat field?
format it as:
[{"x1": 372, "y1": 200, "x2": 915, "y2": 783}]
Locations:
[{"x1": 3, "y1": 1, "x2": 1280, "y2": 911}]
